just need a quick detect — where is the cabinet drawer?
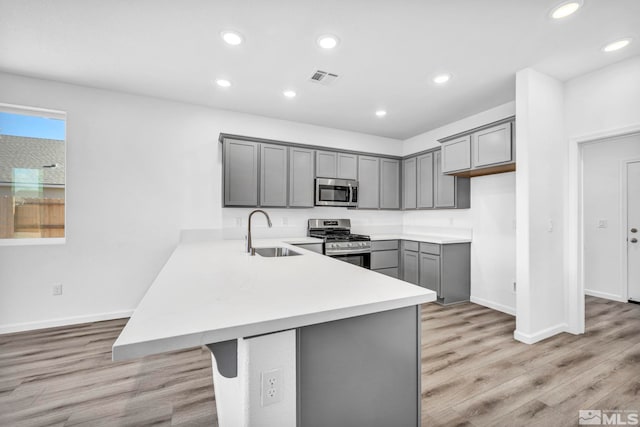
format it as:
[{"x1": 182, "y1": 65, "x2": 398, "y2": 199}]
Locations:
[
  {"x1": 371, "y1": 240, "x2": 399, "y2": 251},
  {"x1": 371, "y1": 250, "x2": 399, "y2": 269},
  {"x1": 419, "y1": 242, "x2": 441, "y2": 255},
  {"x1": 402, "y1": 240, "x2": 419, "y2": 252},
  {"x1": 374, "y1": 267, "x2": 399, "y2": 279}
]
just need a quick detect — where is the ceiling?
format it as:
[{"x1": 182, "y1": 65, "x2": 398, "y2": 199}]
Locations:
[{"x1": 0, "y1": 0, "x2": 638, "y2": 140}]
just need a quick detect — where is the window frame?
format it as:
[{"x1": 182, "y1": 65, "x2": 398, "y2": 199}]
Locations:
[{"x1": 0, "y1": 102, "x2": 67, "y2": 246}]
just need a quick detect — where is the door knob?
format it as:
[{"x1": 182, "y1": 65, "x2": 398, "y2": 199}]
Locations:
[
  {"x1": 631, "y1": 228, "x2": 638, "y2": 233},
  {"x1": 632, "y1": 238, "x2": 638, "y2": 243}
]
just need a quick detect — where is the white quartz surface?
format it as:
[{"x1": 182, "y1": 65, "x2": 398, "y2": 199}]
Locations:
[
  {"x1": 113, "y1": 239, "x2": 435, "y2": 360},
  {"x1": 369, "y1": 234, "x2": 472, "y2": 244}
]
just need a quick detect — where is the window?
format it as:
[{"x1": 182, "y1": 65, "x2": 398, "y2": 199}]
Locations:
[{"x1": 0, "y1": 104, "x2": 66, "y2": 243}]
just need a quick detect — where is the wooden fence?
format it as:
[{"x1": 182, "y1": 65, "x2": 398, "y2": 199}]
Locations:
[{"x1": 0, "y1": 196, "x2": 65, "y2": 238}]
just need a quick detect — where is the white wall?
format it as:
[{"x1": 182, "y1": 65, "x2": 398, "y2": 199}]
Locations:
[
  {"x1": 402, "y1": 102, "x2": 517, "y2": 315},
  {"x1": 582, "y1": 134, "x2": 640, "y2": 301},
  {"x1": 0, "y1": 72, "x2": 402, "y2": 332},
  {"x1": 514, "y1": 68, "x2": 567, "y2": 343}
]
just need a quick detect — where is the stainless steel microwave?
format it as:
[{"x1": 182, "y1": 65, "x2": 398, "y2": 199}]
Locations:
[{"x1": 315, "y1": 178, "x2": 358, "y2": 207}]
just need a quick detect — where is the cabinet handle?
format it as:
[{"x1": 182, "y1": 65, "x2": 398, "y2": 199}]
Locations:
[
  {"x1": 631, "y1": 228, "x2": 638, "y2": 233},
  {"x1": 632, "y1": 238, "x2": 638, "y2": 243}
]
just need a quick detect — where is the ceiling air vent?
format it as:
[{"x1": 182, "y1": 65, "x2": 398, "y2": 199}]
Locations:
[{"x1": 309, "y1": 70, "x2": 339, "y2": 86}]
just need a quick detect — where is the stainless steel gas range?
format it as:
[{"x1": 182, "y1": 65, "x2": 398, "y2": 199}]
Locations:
[{"x1": 307, "y1": 219, "x2": 371, "y2": 268}]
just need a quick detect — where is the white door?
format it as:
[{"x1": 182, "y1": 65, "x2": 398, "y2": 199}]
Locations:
[{"x1": 628, "y1": 161, "x2": 640, "y2": 302}]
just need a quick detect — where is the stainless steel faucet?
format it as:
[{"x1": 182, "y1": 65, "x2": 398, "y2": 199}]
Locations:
[{"x1": 246, "y1": 209, "x2": 272, "y2": 255}]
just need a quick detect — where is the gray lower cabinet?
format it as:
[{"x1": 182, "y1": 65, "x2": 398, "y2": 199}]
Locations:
[
  {"x1": 402, "y1": 157, "x2": 417, "y2": 209},
  {"x1": 401, "y1": 241, "x2": 420, "y2": 285},
  {"x1": 417, "y1": 153, "x2": 434, "y2": 208},
  {"x1": 380, "y1": 158, "x2": 400, "y2": 209},
  {"x1": 260, "y1": 143, "x2": 288, "y2": 207},
  {"x1": 223, "y1": 139, "x2": 259, "y2": 206},
  {"x1": 357, "y1": 156, "x2": 380, "y2": 209},
  {"x1": 441, "y1": 135, "x2": 471, "y2": 173},
  {"x1": 419, "y1": 242, "x2": 470, "y2": 305},
  {"x1": 371, "y1": 240, "x2": 399, "y2": 278},
  {"x1": 419, "y1": 253, "x2": 440, "y2": 294},
  {"x1": 289, "y1": 147, "x2": 315, "y2": 207},
  {"x1": 297, "y1": 306, "x2": 420, "y2": 427}
]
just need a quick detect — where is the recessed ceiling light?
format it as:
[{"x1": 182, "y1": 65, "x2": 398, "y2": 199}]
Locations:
[
  {"x1": 433, "y1": 74, "x2": 451, "y2": 84},
  {"x1": 602, "y1": 38, "x2": 632, "y2": 52},
  {"x1": 216, "y1": 79, "x2": 231, "y2": 88},
  {"x1": 317, "y1": 35, "x2": 339, "y2": 49},
  {"x1": 375, "y1": 110, "x2": 387, "y2": 117},
  {"x1": 550, "y1": 1, "x2": 582, "y2": 19},
  {"x1": 221, "y1": 31, "x2": 243, "y2": 46},
  {"x1": 283, "y1": 90, "x2": 297, "y2": 98}
]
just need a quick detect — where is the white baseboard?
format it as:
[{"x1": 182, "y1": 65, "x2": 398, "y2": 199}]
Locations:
[
  {"x1": 514, "y1": 323, "x2": 568, "y2": 344},
  {"x1": 0, "y1": 310, "x2": 133, "y2": 335},
  {"x1": 585, "y1": 289, "x2": 626, "y2": 303},
  {"x1": 470, "y1": 296, "x2": 516, "y2": 316}
]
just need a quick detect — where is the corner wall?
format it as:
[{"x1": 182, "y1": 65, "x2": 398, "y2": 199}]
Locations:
[
  {"x1": 514, "y1": 68, "x2": 567, "y2": 343},
  {"x1": 402, "y1": 102, "x2": 517, "y2": 315}
]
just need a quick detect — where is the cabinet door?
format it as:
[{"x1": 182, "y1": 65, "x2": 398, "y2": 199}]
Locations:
[
  {"x1": 260, "y1": 143, "x2": 288, "y2": 207},
  {"x1": 472, "y1": 122, "x2": 512, "y2": 168},
  {"x1": 289, "y1": 147, "x2": 315, "y2": 207},
  {"x1": 357, "y1": 156, "x2": 380, "y2": 209},
  {"x1": 337, "y1": 153, "x2": 358, "y2": 180},
  {"x1": 434, "y1": 150, "x2": 456, "y2": 208},
  {"x1": 402, "y1": 157, "x2": 417, "y2": 210},
  {"x1": 224, "y1": 139, "x2": 259, "y2": 206},
  {"x1": 442, "y1": 135, "x2": 471, "y2": 173},
  {"x1": 420, "y1": 253, "x2": 441, "y2": 295},
  {"x1": 402, "y1": 250, "x2": 419, "y2": 285},
  {"x1": 416, "y1": 153, "x2": 434, "y2": 208},
  {"x1": 380, "y1": 158, "x2": 400, "y2": 209},
  {"x1": 316, "y1": 151, "x2": 337, "y2": 178}
]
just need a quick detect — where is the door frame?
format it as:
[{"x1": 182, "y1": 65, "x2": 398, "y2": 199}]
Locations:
[
  {"x1": 567, "y1": 124, "x2": 640, "y2": 335},
  {"x1": 621, "y1": 158, "x2": 640, "y2": 302}
]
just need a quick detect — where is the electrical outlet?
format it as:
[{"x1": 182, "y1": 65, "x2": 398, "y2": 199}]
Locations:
[
  {"x1": 597, "y1": 219, "x2": 608, "y2": 228},
  {"x1": 52, "y1": 284, "x2": 63, "y2": 296},
  {"x1": 261, "y1": 368, "x2": 282, "y2": 406}
]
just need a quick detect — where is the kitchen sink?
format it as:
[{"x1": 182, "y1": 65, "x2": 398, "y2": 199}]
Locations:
[{"x1": 254, "y1": 247, "x2": 302, "y2": 257}]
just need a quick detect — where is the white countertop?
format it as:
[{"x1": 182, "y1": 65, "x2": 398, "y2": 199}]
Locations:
[
  {"x1": 112, "y1": 239, "x2": 435, "y2": 361},
  {"x1": 369, "y1": 234, "x2": 472, "y2": 244}
]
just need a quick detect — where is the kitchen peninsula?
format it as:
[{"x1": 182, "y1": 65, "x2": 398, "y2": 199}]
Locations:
[{"x1": 113, "y1": 237, "x2": 436, "y2": 427}]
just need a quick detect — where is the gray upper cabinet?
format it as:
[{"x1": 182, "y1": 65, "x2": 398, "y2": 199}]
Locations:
[
  {"x1": 380, "y1": 158, "x2": 400, "y2": 209},
  {"x1": 316, "y1": 151, "x2": 337, "y2": 178},
  {"x1": 316, "y1": 151, "x2": 357, "y2": 179},
  {"x1": 224, "y1": 139, "x2": 259, "y2": 206},
  {"x1": 337, "y1": 153, "x2": 357, "y2": 180},
  {"x1": 289, "y1": 147, "x2": 315, "y2": 207},
  {"x1": 357, "y1": 156, "x2": 380, "y2": 209},
  {"x1": 260, "y1": 143, "x2": 288, "y2": 207},
  {"x1": 416, "y1": 153, "x2": 434, "y2": 208},
  {"x1": 434, "y1": 150, "x2": 456, "y2": 208},
  {"x1": 472, "y1": 122, "x2": 513, "y2": 168},
  {"x1": 402, "y1": 157, "x2": 417, "y2": 210},
  {"x1": 442, "y1": 135, "x2": 471, "y2": 173}
]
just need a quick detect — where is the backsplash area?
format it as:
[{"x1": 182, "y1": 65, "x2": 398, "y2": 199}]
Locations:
[{"x1": 221, "y1": 207, "x2": 403, "y2": 239}]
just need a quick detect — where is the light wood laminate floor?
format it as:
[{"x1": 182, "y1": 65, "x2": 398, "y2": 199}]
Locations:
[{"x1": 1, "y1": 296, "x2": 638, "y2": 426}]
